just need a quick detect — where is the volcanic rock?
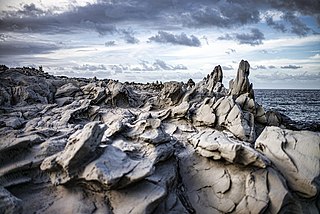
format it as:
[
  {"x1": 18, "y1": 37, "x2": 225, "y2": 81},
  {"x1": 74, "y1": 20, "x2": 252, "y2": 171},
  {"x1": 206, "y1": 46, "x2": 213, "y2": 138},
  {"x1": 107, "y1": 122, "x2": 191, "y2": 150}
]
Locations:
[
  {"x1": 255, "y1": 126, "x2": 320, "y2": 198},
  {"x1": 229, "y1": 60, "x2": 254, "y2": 98},
  {"x1": 0, "y1": 63, "x2": 319, "y2": 213}
]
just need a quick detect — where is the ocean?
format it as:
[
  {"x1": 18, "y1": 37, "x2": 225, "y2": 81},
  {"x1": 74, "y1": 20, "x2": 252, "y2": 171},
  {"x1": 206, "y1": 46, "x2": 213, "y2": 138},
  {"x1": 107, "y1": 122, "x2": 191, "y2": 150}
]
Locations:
[{"x1": 255, "y1": 89, "x2": 320, "y2": 130}]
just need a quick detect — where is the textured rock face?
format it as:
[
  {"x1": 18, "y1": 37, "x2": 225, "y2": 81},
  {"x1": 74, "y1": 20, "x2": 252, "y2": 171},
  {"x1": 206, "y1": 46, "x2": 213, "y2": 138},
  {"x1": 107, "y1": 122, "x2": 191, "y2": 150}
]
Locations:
[
  {"x1": 229, "y1": 60, "x2": 254, "y2": 98},
  {"x1": 255, "y1": 126, "x2": 320, "y2": 198},
  {"x1": 0, "y1": 62, "x2": 319, "y2": 213},
  {"x1": 0, "y1": 186, "x2": 22, "y2": 214}
]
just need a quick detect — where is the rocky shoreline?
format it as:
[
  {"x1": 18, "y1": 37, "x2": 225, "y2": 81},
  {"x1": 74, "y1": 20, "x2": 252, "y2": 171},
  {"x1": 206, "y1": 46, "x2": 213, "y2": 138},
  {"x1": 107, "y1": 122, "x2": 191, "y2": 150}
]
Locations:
[{"x1": 0, "y1": 61, "x2": 319, "y2": 213}]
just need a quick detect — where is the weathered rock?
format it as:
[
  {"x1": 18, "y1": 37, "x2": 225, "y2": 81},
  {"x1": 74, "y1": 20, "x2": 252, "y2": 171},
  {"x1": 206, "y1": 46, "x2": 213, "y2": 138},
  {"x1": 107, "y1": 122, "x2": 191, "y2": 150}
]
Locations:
[
  {"x1": 100, "y1": 108, "x2": 135, "y2": 138},
  {"x1": 80, "y1": 145, "x2": 154, "y2": 189},
  {"x1": 192, "y1": 98, "x2": 216, "y2": 127},
  {"x1": 192, "y1": 65, "x2": 227, "y2": 99},
  {"x1": 213, "y1": 96, "x2": 235, "y2": 126},
  {"x1": 109, "y1": 180, "x2": 166, "y2": 214},
  {"x1": 255, "y1": 103, "x2": 267, "y2": 124},
  {"x1": 125, "y1": 118, "x2": 171, "y2": 144},
  {"x1": 0, "y1": 186, "x2": 22, "y2": 214},
  {"x1": 40, "y1": 122, "x2": 106, "y2": 184},
  {"x1": 229, "y1": 60, "x2": 254, "y2": 98},
  {"x1": 58, "y1": 99, "x2": 93, "y2": 125},
  {"x1": 204, "y1": 65, "x2": 223, "y2": 93},
  {"x1": 155, "y1": 81, "x2": 185, "y2": 107},
  {"x1": 55, "y1": 83, "x2": 81, "y2": 98},
  {"x1": 213, "y1": 96, "x2": 256, "y2": 142},
  {"x1": 225, "y1": 104, "x2": 256, "y2": 143},
  {"x1": 105, "y1": 80, "x2": 142, "y2": 107},
  {"x1": 81, "y1": 82, "x2": 108, "y2": 104},
  {"x1": 0, "y1": 62, "x2": 317, "y2": 213},
  {"x1": 189, "y1": 129, "x2": 269, "y2": 168},
  {"x1": 235, "y1": 93, "x2": 256, "y2": 115},
  {"x1": 255, "y1": 126, "x2": 320, "y2": 198},
  {"x1": 177, "y1": 149, "x2": 297, "y2": 214},
  {"x1": 171, "y1": 101, "x2": 190, "y2": 118}
]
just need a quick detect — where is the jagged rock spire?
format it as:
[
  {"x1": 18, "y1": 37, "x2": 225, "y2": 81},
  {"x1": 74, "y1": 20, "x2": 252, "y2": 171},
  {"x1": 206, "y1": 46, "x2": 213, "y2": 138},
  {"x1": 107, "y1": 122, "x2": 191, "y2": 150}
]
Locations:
[{"x1": 229, "y1": 60, "x2": 254, "y2": 99}]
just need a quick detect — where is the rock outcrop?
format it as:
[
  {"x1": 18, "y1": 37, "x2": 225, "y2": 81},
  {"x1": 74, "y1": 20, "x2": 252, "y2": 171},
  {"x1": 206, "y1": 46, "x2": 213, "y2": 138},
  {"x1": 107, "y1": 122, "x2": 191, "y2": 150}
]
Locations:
[
  {"x1": 0, "y1": 61, "x2": 319, "y2": 213},
  {"x1": 255, "y1": 126, "x2": 320, "y2": 198},
  {"x1": 229, "y1": 60, "x2": 254, "y2": 98}
]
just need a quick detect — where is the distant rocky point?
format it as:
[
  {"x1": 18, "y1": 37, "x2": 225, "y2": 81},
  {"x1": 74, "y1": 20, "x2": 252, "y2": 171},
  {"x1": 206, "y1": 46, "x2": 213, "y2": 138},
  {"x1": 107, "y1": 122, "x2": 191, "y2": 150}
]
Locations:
[{"x1": 0, "y1": 61, "x2": 319, "y2": 213}]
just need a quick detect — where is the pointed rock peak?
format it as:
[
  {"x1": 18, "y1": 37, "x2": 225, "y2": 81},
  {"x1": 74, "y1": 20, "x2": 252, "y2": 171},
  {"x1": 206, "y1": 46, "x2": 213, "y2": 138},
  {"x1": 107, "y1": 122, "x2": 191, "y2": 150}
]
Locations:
[
  {"x1": 239, "y1": 60, "x2": 250, "y2": 76},
  {"x1": 206, "y1": 65, "x2": 223, "y2": 84},
  {"x1": 197, "y1": 64, "x2": 225, "y2": 94},
  {"x1": 229, "y1": 60, "x2": 254, "y2": 99}
]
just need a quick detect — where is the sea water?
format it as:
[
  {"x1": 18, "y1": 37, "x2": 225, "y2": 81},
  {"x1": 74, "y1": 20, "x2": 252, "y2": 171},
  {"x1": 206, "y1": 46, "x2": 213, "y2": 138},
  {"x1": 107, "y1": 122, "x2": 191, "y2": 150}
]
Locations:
[{"x1": 255, "y1": 89, "x2": 320, "y2": 127}]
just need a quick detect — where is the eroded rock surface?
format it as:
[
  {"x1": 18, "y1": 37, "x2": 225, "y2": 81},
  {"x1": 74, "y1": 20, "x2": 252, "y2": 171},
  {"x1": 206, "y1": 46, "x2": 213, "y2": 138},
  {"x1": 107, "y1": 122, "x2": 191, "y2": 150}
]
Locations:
[
  {"x1": 255, "y1": 126, "x2": 320, "y2": 198},
  {"x1": 0, "y1": 61, "x2": 319, "y2": 213}
]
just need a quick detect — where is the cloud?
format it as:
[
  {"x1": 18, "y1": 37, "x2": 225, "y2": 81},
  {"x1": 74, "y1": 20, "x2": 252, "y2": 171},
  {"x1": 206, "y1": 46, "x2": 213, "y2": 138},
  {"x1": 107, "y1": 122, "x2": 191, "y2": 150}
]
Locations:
[
  {"x1": 182, "y1": 3, "x2": 261, "y2": 28},
  {"x1": 265, "y1": 16, "x2": 287, "y2": 32},
  {"x1": 0, "y1": 33, "x2": 10, "y2": 41},
  {"x1": 283, "y1": 12, "x2": 311, "y2": 36},
  {"x1": 268, "y1": 65, "x2": 277, "y2": 69},
  {"x1": 265, "y1": 0, "x2": 320, "y2": 18},
  {"x1": 53, "y1": 70, "x2": 112, "y2": 79},
  {"x1": 255, "y1": 71, "x2": 320, "y2": 81},
  {"x1": 218, "y1": 28, "x2": 265, "y2": 46},
  {"x1": 72, "y1": 64, "x2": 107, "y2": 71},
  {"x1": 105, "y1": 41, "x2": 116, "y2": 47},
  {"x1": 0, "y1": 40, "x2": 59, "y2": 55},
  {"x1": 235, "y1": 28, "x2": 265, "y2": 46},
  {"x1": 13, "y1": 3, "x2": 47, "y2": 17},
  {"x1": 0, "y1": 0, "x2": 318, "y2": 37},
  {"x1": 0, "y1": 3, "x2": 118, "y2": 35},
  {"x1": 153, "y1": 59, "x2": 188, "y2": 70},
  {"x1": 222, "y1": 65, "x2": 234, "y2": 70},
  {"x1": 225, "y1": 49, "x2": 236, "y2": 55},
  {"x1": 148, "y1": 31, "x2": 201, "y2": 47},
  {"x1": 280, "y1": 65, "x2": 302, "y2": 69},
  {"x1": 252, "y1": 65, "x2": 267, "y2": 70},
  {"x1": 218, "y1": 34, "x2": 233, "y2": 40},
  {"x1": 202, "y1": 36, "x2": 209, "y2": 45},
  {"x1": 310, "y1": 53, "x2": 320, "y2": 59},
  {"x1": 131, "y1": 60, "x2": 188, "y2": 71},
  {"x1": 110, "y1": 64, "x2": 129, "y2": 73},
  {"x1": 119, "y1": 29, "x2": 139, "y2": 44},
  {"x1": 70, "y1": 60, "x2": 188, "y2": 74}
]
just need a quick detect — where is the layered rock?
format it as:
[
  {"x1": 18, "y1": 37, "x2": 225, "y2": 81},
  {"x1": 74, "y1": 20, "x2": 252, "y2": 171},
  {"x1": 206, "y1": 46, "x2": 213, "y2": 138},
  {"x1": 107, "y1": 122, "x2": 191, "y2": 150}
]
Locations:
[{"x1": 0, "y1": 62, "x2": 319, "y2": 213}]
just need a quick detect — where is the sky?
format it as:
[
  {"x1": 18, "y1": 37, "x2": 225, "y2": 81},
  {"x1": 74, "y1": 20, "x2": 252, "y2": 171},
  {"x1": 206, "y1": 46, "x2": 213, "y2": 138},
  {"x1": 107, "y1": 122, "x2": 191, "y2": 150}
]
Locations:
[{"x1": 0, "y1": 0, "x2": 319, "y2": 88}]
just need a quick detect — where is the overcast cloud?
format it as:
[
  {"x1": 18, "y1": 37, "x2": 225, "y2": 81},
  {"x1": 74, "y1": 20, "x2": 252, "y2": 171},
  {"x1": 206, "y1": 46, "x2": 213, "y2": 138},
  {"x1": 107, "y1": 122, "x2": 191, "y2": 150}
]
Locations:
[
  {"x1": 149, "y1": 31, "x2": 201, "y2": 47},
  {"x1": 218, "y1": 28, "x2": 265, "y2": 46},
  {"x1": 280, "y1": 65, "x2": 303, "y2": 69},
  {"x1": 1, "y1": 0, "x2": 318, "y2": 35}
]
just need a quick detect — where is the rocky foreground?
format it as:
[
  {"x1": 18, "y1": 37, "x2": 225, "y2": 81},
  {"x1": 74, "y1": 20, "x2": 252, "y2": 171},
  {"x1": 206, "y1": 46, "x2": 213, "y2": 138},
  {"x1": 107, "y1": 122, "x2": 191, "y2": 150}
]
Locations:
[{"x1": 0, "y1": 61, "x2": 319, "y2": 214}]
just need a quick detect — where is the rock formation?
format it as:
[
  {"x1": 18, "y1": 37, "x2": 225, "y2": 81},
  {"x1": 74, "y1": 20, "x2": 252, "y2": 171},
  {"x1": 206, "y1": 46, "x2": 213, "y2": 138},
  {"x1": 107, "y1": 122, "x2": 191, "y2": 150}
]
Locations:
[
  {"x1": 0, "y1": 61, "x2": 319, "y2": 213},
  {"x1": 229, "y1": 60, "x2": 254, "y2": 98}
]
